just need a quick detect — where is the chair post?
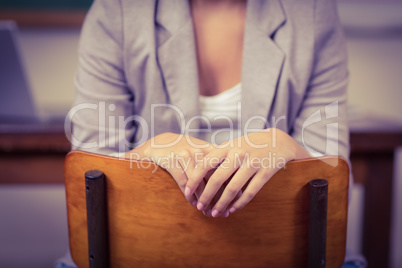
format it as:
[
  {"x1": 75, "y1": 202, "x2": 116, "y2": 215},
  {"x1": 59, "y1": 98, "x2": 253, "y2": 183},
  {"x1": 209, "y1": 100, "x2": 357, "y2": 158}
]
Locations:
[
  {"x1": 85, "y1": 170, "x2": 109, "y2": 268},
  {"x1": 308, "y1": 179, "x2": 328, "y2": 268}
]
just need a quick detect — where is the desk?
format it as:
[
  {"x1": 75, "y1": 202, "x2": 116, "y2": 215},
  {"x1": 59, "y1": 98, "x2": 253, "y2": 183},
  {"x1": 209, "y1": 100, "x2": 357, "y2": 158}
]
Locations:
[
  {"x1": 0, "y1": 130, "x2": 401, "y2": 268},
  {"x1": 0, "y1": 131, "x2": 69, "y2": 184},
  {"x1": 350, "y1": 132, "x2": 402, "y2": 268}
]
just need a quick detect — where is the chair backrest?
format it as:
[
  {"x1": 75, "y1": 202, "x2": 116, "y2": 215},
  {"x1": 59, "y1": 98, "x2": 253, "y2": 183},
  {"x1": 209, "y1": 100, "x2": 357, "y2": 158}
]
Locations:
[{"x1": 65, "y1": 151, "x2": 349, "y2": 268}]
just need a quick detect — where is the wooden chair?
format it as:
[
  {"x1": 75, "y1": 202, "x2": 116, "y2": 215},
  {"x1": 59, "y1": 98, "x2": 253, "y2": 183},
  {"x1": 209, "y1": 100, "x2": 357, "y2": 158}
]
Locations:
[{"x1": 64, "y1": 151, "x2": 349, "y2": 268}]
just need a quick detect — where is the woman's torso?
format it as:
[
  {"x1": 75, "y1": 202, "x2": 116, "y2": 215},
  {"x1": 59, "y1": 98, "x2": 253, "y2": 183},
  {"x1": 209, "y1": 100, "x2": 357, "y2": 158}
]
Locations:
[{"x1": 190, "y1": 0, "x2": 246, "y2": 97}]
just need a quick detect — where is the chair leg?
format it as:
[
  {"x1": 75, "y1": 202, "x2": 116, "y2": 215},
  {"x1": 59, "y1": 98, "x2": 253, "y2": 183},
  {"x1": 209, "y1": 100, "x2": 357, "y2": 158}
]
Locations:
[
  {"x1": 85, "y1": 170, "x2": 109, "y2": 268},
  {"x1": 308, "y1": 179, "x2": 328, "y2": 268}
]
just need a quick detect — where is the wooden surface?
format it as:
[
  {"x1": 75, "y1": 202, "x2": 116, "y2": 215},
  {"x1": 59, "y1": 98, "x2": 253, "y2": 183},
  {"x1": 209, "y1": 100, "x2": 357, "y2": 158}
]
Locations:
[
  {"x1": 0, "y1": 154, "x2": 65, "y2": 183},
  {"x1": 0, "y1": 132, "x2": 69, "y2": 183},
  {"x1": 65, "y1": 151, "x2": 349, "y2": 268},
  {"x1": 0, "y1": 9, "x2": 86, "y2": 27},
  {"x1": 350, "y1": 132, "x2": 402, "y2": 155}
]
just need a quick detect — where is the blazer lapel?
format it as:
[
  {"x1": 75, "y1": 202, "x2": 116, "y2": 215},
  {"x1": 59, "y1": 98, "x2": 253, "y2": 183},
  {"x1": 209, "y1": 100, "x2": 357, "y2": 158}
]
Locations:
[
  {"x1": 155, "y1": 0, "x2": 287, "y2": 135},
  {"x1": 241, "y1": 0, "x2": 286, "y2": 132},
  {"x1": 156, "y1": 0, "x2": 201, "y2": 134}
]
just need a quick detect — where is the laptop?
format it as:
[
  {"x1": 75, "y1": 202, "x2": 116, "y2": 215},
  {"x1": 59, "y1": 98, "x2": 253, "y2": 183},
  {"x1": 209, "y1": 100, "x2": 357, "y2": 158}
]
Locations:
[{"x1": 0, "y1": 21, "x2": 65, "y2": 132}]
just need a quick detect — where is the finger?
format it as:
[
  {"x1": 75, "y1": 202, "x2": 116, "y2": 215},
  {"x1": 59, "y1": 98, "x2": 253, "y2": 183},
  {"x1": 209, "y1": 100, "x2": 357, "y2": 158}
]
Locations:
[
  {"x1": 185, "y1": 149, "x2": 228, "y2": 197},
  {"x1": 194, "y1": 177, "x2": 206, "y2": 200},
  {"x1": 211, "y1": 186, "x2": 241, "y2": 218},
  {"x1": 214, "y1": 189, "x2": 243, "y2": 217},
  {"x1": 211, "y1": 167, "x2": 257, "y2": 217},
  {"x1": 222, "y1": 209, "x2": 230, "y2": 217},
  {"x1": 175, "y1": 150, "x2": 198, "y2": 175},
  {"x1": 194, "y1": 177, "x2": 207, "y2": 212},
  {"x1": 229, "y1": 169, "x2": 276, "y2": 213},
  {"x1": 165, "y1": 160, "x2": 198, "y2": 207},
  {"x1": 200, "y1": 177, "x2": 227, "y2": 217},
  {"x1": 231, "y1": 188, "x2": 243, "y2": 211},
  {"x1": 176, "y1": 152, "x2": 198, "y2": 198},
  {"x1": 209, "y1": 181, "x2": 234, "y2": 218},
  {"x1": 229, "y1": 188, "x2": 243, "y2": 205},
  {"x1": 205, "y1": 208, "x2": 213, "y2": 217},
  {"x1": 175, "y1": 148, "x2": 208, "y2": 200},
  {"x1": 197, "y1": 153, "x2": 241, "y2": 211},
  {"x1": 199, "y1": 181, "x2": 224, "y2": 215}
]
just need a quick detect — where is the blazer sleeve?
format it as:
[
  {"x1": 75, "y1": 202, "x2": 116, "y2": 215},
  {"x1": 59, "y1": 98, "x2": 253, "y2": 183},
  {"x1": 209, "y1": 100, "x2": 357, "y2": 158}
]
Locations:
[
  {"x1": 290, "y1": 0, "x2": 350, "y2": 161},
  {"x1": 68, "y1": 0, "x2": 136, "y2": 155}
]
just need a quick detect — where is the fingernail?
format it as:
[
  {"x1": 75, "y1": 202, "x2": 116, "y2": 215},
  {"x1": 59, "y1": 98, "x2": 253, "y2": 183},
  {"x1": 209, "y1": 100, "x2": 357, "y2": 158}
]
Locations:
[
  {"x1": 185, "y1": 186, "x2": 191, "y2": 196},
  {"x1": 191, "y1": 200, "x2": 197, "y2": 207},
  {"x1": 211, "y1": 209, "x2": 220, "y2": 218},
  {"x1": 229, "y1": 207, "x2": 236, "y2": 213},
  {"x1": 197, "y1": 201, "x2": 205, "y2": 211},
  {"x1": 207, "y1": 209, "x2": 212, "y2": 217}
]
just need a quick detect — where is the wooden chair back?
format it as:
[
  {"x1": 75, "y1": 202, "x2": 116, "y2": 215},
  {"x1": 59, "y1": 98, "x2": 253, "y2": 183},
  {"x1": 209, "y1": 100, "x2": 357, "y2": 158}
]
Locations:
[{"x1": 65, "y1": 151, "x2": 349, "y2": 268}]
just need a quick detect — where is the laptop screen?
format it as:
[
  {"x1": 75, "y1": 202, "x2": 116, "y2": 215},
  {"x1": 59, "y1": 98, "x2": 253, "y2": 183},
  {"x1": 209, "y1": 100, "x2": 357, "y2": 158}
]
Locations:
[{"x1": 0, "y1": 21, "x2": 37, "y2": 123}]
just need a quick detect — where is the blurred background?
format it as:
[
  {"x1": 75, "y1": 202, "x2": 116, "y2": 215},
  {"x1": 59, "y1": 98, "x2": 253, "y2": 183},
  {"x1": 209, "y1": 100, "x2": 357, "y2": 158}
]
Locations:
[{"x1": 0, "y1": 0, "x2": 402, "y2": 267}]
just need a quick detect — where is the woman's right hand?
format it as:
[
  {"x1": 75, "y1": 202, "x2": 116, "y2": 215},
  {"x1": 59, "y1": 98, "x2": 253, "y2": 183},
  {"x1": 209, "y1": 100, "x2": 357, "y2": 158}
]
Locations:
[{"x1": 124, "y1": 132, "x2": 215, "y2": 208}]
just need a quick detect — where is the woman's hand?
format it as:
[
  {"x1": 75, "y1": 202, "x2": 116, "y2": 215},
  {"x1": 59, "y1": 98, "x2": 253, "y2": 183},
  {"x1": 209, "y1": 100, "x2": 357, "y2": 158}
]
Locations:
[
  {"x1": 184, "y1": 128, "x2": 311, "y2": 217},
  {"x1": 125, "y1": 132, "x2": 215, "y2": 208},
  {"x1": 197, "y1": 169, "x2": 243, "y2": 217}
]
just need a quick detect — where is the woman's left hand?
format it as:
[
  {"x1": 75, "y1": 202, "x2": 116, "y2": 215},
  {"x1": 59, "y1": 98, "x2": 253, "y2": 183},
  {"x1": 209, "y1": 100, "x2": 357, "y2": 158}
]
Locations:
[{"x1": 185, "y1": 128, "x2": 311, "y2": 217}]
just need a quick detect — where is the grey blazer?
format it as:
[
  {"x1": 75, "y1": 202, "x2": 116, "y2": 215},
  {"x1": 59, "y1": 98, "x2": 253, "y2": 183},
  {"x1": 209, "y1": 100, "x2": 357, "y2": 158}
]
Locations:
[{"x1": 70, "y1": 0, "x2": 349, "y2": 161}]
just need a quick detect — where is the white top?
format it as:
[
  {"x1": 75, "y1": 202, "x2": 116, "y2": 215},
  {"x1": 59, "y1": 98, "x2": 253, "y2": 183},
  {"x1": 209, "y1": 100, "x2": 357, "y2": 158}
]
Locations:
[{"x1": 198, "y1": 83, "x2": 242, "y2": 145}]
